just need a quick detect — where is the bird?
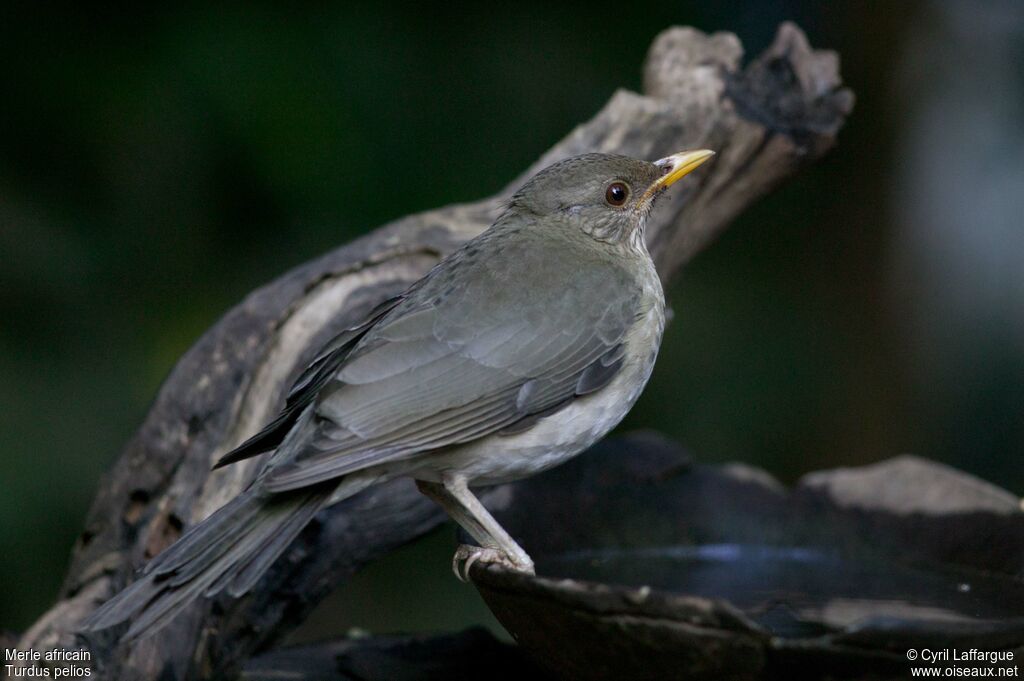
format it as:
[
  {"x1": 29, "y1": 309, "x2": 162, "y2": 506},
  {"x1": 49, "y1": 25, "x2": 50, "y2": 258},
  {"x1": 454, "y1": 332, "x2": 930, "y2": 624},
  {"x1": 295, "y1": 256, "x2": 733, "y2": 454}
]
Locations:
[{"x1": 82, "y1": 148, "x2": 715, "y2": 640}]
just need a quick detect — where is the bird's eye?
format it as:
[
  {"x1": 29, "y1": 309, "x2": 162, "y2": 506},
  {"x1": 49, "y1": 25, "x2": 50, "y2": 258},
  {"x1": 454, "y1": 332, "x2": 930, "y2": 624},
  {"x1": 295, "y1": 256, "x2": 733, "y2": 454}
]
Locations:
[{"x1": 605, "y1": 182, "x2": 629, "y2": 207}]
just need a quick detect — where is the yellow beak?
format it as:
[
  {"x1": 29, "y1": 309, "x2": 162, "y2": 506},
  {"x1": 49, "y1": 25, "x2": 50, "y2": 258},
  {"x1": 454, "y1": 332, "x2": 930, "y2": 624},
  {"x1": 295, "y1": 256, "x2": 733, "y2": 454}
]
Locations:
[{"x1": 641, "y1": 149, "x2": 715, "y2": 203}]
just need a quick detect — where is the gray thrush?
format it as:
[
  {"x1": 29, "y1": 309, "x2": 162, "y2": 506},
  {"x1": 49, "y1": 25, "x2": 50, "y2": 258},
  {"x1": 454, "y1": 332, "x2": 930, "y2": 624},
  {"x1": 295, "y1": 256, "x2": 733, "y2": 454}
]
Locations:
[{"x1": 83, "y1": 148, "x2": 715, "y2": 639}]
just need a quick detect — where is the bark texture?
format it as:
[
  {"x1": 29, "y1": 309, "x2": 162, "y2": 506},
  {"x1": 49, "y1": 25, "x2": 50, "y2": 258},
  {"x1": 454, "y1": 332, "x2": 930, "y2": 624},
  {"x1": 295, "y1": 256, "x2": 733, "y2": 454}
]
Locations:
[{"x1": 15, "y1": 22, "x2": 852, "y2": 681}]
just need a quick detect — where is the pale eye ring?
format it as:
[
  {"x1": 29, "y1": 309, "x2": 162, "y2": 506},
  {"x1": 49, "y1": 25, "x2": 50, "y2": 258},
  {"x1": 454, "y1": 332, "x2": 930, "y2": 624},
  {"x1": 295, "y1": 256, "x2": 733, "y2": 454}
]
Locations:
[{"x1": 605, "y1": 181, "x2": 629, "y2": 207}]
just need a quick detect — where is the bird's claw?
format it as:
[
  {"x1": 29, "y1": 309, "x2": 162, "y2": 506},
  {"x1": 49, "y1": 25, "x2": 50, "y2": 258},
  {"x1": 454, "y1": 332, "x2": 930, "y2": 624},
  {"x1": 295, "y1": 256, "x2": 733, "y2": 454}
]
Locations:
[{"x1": 451, "y1": 544, "x2": 535, "y2": 582}]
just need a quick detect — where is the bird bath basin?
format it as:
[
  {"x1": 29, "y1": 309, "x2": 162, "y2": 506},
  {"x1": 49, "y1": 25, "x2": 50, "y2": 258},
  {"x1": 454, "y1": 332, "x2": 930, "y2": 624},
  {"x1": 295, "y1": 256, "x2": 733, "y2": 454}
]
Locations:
[
  {"x1": 468, "y1": 433, "x2": 1024, "y2": 680},
  {"x1": 539, "y1": 543, "x2": 1024, "y2": 639}
]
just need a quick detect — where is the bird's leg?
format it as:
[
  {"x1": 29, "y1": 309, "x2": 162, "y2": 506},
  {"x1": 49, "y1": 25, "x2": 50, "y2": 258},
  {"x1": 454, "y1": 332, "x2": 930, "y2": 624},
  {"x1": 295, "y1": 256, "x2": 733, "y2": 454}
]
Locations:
[{"x1": 415, "y1": 476, "x2": 535, "y2": 581}]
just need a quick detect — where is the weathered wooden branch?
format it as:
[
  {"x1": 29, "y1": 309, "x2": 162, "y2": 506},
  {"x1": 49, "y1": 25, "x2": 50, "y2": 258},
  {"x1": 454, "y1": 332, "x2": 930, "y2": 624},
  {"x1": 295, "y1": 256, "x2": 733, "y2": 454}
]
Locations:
[
  {"x1": 240, "y1": 627, "x2": 550, "y2": 681},
  {"x1": 15, "y1": 23, "x2": 851, "y2": 681}
]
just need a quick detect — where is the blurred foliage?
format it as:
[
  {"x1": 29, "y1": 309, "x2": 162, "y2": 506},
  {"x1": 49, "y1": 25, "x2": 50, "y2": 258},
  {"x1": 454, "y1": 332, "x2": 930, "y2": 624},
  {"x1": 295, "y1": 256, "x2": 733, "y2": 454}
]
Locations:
[{"x1": 1, "y1": 0, "x2": 1021, "y2": 637}]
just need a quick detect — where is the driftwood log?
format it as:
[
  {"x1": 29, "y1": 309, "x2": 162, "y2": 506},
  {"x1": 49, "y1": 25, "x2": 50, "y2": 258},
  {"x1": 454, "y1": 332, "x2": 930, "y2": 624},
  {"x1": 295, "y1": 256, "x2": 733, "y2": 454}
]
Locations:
[{"x1": 14, "y1": 23, "x2": 852, "y2": 681}]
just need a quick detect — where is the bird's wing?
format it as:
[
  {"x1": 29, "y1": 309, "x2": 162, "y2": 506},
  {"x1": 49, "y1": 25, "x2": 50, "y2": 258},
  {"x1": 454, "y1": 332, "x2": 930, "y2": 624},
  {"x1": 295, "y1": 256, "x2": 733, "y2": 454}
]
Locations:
[
  {"x1": 261, "y1": 238, "x2": 641, "y2": 492},
  {"x1": 212, "y1": 294, "x2": 406, "y2": 469}
]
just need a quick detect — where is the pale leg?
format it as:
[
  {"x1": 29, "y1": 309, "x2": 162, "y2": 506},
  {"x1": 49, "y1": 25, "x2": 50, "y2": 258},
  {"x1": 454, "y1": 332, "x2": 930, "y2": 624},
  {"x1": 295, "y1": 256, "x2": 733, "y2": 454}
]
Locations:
[{"x1": 416, "y1": 475, "x2": 535, "y2": 580}]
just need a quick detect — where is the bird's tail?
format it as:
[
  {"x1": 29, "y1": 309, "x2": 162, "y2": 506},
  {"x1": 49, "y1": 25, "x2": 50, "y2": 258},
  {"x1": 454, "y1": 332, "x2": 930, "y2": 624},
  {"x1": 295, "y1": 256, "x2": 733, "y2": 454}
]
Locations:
[{"x1": 81, "y1": 475, "x2": 369, "y2": 641}]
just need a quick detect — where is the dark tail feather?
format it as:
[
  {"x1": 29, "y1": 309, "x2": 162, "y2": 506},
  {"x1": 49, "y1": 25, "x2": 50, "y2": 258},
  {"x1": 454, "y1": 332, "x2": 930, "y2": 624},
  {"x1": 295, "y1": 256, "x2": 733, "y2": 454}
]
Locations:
[
  {"x1": 223, "y1": 494, "x2": 325, "y2": 597},
  {"x1": 81, "y1": 484, "x2": 334, "y2": 641}
]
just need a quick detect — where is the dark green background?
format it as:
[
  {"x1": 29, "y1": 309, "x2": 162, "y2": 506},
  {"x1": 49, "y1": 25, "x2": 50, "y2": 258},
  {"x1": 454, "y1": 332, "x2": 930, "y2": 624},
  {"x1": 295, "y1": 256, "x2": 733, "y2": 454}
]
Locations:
[{"x1": 2, "y1": 2, "x2": 1021, "y2": 636}]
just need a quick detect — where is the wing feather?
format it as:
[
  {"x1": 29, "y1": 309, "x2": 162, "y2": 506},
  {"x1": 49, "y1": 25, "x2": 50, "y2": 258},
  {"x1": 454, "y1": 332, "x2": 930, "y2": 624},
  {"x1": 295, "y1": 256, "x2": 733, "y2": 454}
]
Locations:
[
  {"x1": 212, "y1": 294, "x2": 405, "y2": 469},
  {"x1": 259, "y1": 233, "x2": 643, "y2": 491}
]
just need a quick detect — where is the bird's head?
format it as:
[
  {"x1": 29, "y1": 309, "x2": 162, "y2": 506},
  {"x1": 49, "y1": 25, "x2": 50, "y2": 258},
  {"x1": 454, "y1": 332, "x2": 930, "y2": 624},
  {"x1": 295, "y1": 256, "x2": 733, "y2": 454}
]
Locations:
[{"x1": 509, "y1": 150, "x2": 714, "y2": 246}]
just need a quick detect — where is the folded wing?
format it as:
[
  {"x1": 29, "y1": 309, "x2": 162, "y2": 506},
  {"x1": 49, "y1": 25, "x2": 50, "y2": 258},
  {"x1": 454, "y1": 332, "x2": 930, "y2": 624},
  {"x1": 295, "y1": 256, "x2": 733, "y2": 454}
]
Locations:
[{"x1": 257, "y1": 237, "x2": 642, "y2": 492}]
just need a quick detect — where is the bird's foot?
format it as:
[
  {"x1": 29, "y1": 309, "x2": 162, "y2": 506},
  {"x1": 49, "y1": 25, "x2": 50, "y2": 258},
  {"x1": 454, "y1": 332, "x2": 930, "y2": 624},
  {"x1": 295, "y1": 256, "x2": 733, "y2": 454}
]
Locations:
[{"x1": 451, "y1": 544, "x2": 535, "y2": 582}]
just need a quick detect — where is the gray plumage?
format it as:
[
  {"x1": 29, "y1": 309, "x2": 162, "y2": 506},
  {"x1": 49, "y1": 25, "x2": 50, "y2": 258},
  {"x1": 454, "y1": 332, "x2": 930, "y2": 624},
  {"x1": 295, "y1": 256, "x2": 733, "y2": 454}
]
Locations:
[{"x1": 82, "y1": 150, "x2": 713, "y2": 640}]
